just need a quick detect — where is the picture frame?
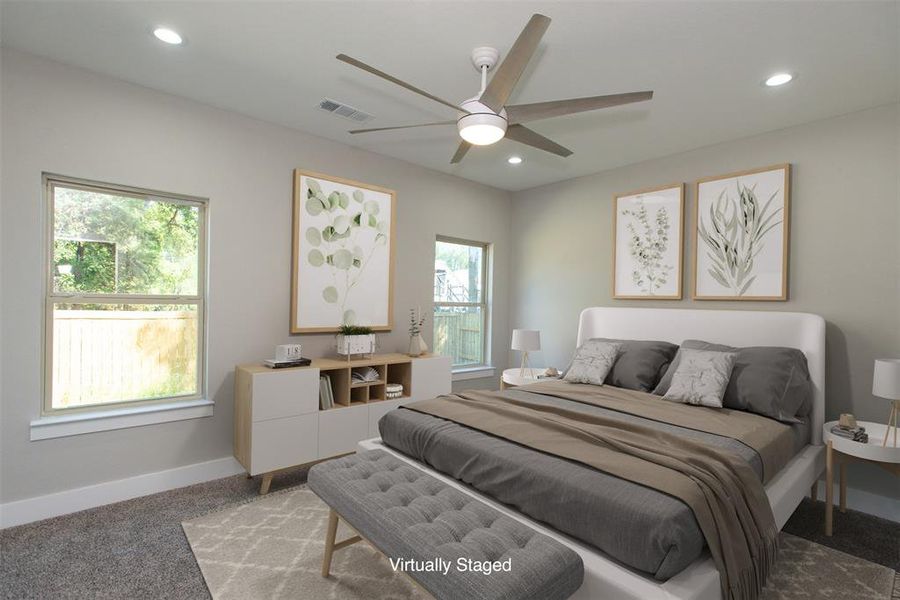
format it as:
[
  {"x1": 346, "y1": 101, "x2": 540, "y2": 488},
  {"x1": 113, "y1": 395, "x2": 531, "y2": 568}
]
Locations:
[
  {"x1": 291, "y1": 169, "x2": 396, "y2": 333},
  {"x1": 612, "y1": 183, "x2": 684, "y2": 299},
  {"x1": 692, "y1": 164, "x2": 790, "y2": 301}
]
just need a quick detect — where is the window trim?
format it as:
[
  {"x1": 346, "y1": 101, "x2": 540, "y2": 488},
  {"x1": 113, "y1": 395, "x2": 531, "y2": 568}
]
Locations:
[
  {"x1": 42, "y1": 173, "x2": 209, "y2": 417},
  {"x1": 433, "y1": 235, "x2": 491, "y2": 371}
]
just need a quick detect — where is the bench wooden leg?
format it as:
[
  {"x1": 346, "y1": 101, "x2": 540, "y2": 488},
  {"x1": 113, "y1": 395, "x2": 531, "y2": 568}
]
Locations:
[
  {"x1": 322, "y1": 509, "x2": 339, "y2": 577},
  {"x1": 259, "y1": 473, "x2": 273, "y2": 495},
  {"x1": 810, "y1": 482, "x2": 817, "y2": 503}
]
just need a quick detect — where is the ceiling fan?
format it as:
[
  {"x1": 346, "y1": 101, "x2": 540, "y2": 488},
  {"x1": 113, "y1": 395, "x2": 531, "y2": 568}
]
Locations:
[{"x1": 336, "y1": 13, "x2": 653, "y2": 164}]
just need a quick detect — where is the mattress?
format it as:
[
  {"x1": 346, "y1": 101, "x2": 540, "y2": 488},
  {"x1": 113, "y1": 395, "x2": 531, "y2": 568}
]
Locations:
[{"x1": 378, "y1": 386, "x2": 809, "y2": 581}]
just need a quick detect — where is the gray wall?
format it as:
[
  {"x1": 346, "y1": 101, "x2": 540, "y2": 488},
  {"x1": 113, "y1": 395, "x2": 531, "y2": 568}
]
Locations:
[
  {"x1": 510, "y1": 103, "x2": 900, "y2": 497},
  {"x1": 0, "y1": 50, "x2": 511, "y2": 503}
]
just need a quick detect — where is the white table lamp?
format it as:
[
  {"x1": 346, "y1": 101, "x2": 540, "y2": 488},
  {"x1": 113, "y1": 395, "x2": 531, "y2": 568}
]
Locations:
[
  {"x1": 511, "y1": 329, "x2": 540, "y2": 377},
  {"x1": 873, "y1": 358, "x2": 900, "y2": 447}
]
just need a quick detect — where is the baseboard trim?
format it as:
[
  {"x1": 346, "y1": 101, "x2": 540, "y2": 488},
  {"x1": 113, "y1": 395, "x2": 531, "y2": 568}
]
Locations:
[
  {"x1": 0, "y1": 456, "x2": 245, "y2": 529},
  {"x1": 811, "y1": 480, "x2": 898, "y2": 523}
]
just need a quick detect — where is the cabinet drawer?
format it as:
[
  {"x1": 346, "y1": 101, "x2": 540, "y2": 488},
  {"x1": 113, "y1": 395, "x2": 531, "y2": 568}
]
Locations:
[
  {"x1": 318, "y1": 405, "x2": 368, "y2": 458},
  {"x1": 250, "y1": 414, "x2": 318, "y2": 475},
  {"x1": 252, "y1": 369, "x2": 318, "y2": 421},
  {"x1": 367, "y1": 398, "x2": 407, "y2": 438}
]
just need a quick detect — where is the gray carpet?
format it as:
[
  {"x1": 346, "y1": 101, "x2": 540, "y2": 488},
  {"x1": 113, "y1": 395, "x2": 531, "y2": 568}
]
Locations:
[{"x1": 1, "y1": 467, "x2": 898, "y2": 599}]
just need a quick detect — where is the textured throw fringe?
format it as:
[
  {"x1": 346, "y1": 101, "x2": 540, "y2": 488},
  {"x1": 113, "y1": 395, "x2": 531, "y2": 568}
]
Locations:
[{"x1": 725, "y1": 531, "x2": 778, "y2": 600}]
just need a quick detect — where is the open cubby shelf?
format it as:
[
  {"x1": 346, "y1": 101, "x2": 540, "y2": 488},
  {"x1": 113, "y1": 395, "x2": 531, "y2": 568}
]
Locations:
[{"x1": 316, "y1": 354, "x2": 414, "y2": 409}]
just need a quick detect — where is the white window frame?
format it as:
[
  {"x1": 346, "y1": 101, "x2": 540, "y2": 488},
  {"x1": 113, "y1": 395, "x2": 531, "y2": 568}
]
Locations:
[
  {"x1": 433, "y1": 235, "x2": 492, "y2": 374},
  {"x1": 40, "y1": 173, "x2": 209, "y2": 427}
]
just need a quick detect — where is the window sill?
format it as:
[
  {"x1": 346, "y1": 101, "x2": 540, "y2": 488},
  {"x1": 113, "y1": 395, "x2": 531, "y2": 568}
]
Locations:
[
  {"x1": 30, "y1": 398, "x2": 214, "y2": 441},
  {"x1": 452, "y1": 366, "x2": 496, "y2": 382}
]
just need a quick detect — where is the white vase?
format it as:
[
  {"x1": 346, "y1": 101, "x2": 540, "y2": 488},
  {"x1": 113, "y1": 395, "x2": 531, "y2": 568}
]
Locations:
[{"x1": 408, "y1": 333, "x2": 427, "y2": 357}]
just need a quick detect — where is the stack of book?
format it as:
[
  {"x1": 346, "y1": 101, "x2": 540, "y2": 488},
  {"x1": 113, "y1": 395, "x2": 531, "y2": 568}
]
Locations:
[
  {"x1": 319, "y1": 374, "x2": 335, "y2": 410},
  {"x1": 831, "y1": 424, "x2": 868, "y2": 443},
  {"x1": 264, "y1": 357, "x2": 311, "y2": 369}
]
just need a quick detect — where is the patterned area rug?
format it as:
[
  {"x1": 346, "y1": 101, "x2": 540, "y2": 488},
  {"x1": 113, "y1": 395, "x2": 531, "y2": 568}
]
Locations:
[{"x1": 183, "y1": 486, "x2": 897, "y2": 600}]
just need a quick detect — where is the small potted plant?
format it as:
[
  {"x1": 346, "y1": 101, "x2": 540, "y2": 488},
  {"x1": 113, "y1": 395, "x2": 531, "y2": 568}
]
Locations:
[{"x1": 335, "y1": 325, "x2": 376, "y2": 361}]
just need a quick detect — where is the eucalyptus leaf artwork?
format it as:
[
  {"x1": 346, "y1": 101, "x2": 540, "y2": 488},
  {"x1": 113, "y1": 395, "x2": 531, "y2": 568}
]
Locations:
[
  {"x1": 613, "y1": 184, "x2": 683, "y2": 299},
  {"x1": 693, "y1": 165, "x2": 790, "y2": 300},
  {"x1": 291, "y1": 170, "x2": 395, "y2": 332}
]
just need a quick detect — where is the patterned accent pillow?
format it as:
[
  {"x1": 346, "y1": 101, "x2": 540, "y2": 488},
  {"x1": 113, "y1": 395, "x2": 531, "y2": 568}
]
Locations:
[
  {"x1": 662, "y1": 348, "x2": 737, "y2": 408},
  {"x1": 563, "y1": 340, "x2": 623, "y2": 385}
]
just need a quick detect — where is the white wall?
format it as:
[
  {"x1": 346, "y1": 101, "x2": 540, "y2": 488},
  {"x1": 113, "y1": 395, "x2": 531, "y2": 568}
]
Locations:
[
  {"x1": 0, "y1": 50, "x2": 511, "y2": 504},
  {"x1": 510, "y1": 103, "x2": 900, "y2": 499}
]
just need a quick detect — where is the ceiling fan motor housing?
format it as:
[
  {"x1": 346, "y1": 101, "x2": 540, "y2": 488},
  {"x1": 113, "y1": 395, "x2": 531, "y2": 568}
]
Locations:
[{"x1": 458, "y1": 97, "x2": 508, "y2": 145}]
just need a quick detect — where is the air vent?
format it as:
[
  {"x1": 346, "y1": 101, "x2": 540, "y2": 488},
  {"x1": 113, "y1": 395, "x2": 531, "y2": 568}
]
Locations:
[{"x1": 318, "y1": 98, "x2": 374, "y2": 123}]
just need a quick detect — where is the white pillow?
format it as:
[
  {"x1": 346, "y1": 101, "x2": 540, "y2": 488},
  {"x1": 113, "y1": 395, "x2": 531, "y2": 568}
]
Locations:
[
  {"x1": 662, "y1": 348, "x2": 737, "y2": 408},
  {"x1": 563, "y1": 340, "x2": 622, "y2": 385}
]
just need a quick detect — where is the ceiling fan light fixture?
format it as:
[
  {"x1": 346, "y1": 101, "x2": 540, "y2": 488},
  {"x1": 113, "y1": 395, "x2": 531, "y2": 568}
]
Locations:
[
  {"x1": 459, "y1": 121, "x2": 506, "y2": 145},
  {"x1": 457, "y1": 98, "x2": 508, "y2": 146}
]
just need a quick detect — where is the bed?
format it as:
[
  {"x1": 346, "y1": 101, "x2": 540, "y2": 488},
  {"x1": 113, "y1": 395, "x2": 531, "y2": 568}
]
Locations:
[{"x1": 359, "y1": 307, "x2": 826, "y2": 600}]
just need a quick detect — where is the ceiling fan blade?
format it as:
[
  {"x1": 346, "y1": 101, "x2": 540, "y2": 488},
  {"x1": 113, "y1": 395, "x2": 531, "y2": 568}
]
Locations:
[
  {"x1": 506, "y1": 91, "x2": 654, "y2": 123},
  {"x1": 450, "y1": 141, "x2": 472, "y2": 164},
  {"x1": 479, "y1": 14, "x2": 551, "y2": 112},
  {"x1": 504, "y1": 124, "x2": 572, "y2": 157},
  {"x1": 349, "y1": 121, "x2": 455, "y2": 134},
  {"x1": 337, "y1": 54, "x2": 462, "y2": 113}
]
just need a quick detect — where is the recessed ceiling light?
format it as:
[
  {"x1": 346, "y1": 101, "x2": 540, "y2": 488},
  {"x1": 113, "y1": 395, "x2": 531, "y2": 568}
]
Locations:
[
  {"x1": 765, "y1": 73, "x2": 793, "y2": 87},
  {"x1": 153, "y1": 27, "x2": 183, "y2": 45},
  {"x1": 507, "y1": 156, "x2": 523, "y2": 165}
]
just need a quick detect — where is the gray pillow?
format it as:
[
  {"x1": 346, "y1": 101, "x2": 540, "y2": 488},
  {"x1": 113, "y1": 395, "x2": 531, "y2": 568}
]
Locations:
[
  {"x1": 563, "y1": 340, "x2": 622, "y2": 385},
  {"x1": 662, "y1": 348, "x2": 737, "y2": 408},
  {"x1": 589, "y1": 338, "x2": 679, "y2": 392},
  {"x1": 654, "y1": 340, "x2": 812, "y2": 423}
]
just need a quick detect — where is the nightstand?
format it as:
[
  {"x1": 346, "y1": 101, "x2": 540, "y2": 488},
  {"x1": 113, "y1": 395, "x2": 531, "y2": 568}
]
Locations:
[
  {"x1": 822, "y1": 420, "x2": 900, "y2": 535},
  {"x1": 501, "y1": 367, "x2": 556, "y2": 390}
]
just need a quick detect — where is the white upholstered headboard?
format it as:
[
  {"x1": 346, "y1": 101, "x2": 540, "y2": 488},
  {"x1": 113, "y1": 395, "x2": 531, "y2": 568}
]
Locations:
[{"x1": 576, "y1": 307, "x2": 826, "y2": 445}]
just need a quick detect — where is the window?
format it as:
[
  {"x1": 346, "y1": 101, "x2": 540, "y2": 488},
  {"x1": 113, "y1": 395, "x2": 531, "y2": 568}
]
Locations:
[
  {"x1": 44, "y1": 175, "x2": 207, "y2": 414},
  {"x1": 433, "y1": 237, "x2": 489, "y2": 369}
]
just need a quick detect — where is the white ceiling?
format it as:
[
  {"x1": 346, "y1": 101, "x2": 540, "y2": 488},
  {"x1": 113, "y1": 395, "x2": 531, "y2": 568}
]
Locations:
[{"x1": 2, "y1": 1, "x2": 898, "y2": 191}]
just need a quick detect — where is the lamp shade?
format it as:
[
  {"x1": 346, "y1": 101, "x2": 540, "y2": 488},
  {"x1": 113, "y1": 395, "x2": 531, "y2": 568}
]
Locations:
[
  {"x1": 872, "y1": 359, "x2": 900, "y2": 400},
  {"x1": 511, "y1": 329, "x2": 541, "y2": 352}
]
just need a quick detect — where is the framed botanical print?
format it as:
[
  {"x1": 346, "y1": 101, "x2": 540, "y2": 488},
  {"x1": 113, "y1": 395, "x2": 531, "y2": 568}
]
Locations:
[
  {"x1": 693, "y1": 164, "x2": 790, "y2": 300},
  {"x1": 613, "y1": 183, "x2": 684, "y2": 299},
  {"x1": 291, "y1": 169, "x2": 396, "y2": 333}
]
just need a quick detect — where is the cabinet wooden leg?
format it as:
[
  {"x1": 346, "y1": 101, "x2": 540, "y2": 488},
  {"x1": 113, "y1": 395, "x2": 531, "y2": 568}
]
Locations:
[
  {"x1": 825, "y1": 440, "x2": 833, "y2": 536},
  {"x1": 259, "y1": 473, "x2": 273, "y2": 495},
  {"x1": 810, "y1": 482, "x2": 817, "y2": 503},
  {"x1": 322, "y1": 509, "x2": 339, "y2": 577},
  {"x1": 839, "y1": 461, "x2": 847, "y2": 513}
]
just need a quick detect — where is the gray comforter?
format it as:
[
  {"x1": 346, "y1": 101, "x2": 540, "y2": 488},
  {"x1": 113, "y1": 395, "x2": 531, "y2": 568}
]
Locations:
[{"x1": 378, "y1": 387, "x2": 808, "y2": 580}]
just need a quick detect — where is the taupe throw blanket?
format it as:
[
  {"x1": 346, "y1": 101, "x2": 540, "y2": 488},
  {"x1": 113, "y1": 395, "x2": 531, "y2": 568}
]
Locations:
[{"x1": 405, "y1": 382, "x2": 795, "y2": 600}]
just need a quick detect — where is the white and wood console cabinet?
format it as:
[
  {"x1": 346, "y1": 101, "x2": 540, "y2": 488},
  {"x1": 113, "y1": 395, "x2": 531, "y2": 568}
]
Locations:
[{"x1": 234, "y1": 353, "x2": 451, "y2": 493}]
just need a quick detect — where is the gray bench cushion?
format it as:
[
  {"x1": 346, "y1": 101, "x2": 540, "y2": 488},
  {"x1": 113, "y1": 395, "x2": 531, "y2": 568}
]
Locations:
[{"x1": 308, "y1": 449, "x2": 584, "y2": 600}]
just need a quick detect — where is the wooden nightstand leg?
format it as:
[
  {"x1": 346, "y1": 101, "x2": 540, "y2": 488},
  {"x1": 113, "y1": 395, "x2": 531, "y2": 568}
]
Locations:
[
  {"x1": 825, "y1": 440, "x2": 833, "y2": 536},
  {"x1": 259, "y1": 473, "x2": 273, "y2": 495},
  {"x1": 810, "y1": 482, "x2": 817, "y2": 503},
  {"x1": 839, "y1": 461, "x2": 847, "y2": 513}
]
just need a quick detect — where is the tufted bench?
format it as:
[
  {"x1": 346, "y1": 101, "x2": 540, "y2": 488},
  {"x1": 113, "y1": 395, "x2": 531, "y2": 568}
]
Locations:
[{"x1": 308, "y1": 449, "x2": 583, "y2": 600}]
